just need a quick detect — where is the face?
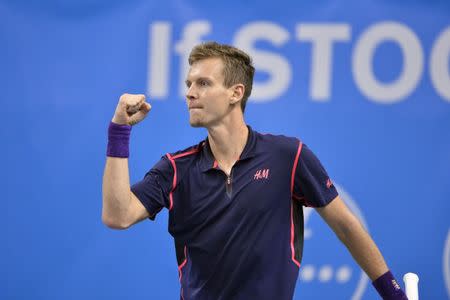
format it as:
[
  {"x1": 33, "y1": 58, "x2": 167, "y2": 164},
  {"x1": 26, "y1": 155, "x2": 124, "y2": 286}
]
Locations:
[{"x1": 185, "y1": 57, "x2": 234, "y2": 128}]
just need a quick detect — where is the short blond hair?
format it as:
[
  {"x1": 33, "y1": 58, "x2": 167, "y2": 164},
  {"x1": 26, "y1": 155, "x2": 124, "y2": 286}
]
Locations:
[{"x1": 189, "y1": 42, "x2": 255, "y2": 112}]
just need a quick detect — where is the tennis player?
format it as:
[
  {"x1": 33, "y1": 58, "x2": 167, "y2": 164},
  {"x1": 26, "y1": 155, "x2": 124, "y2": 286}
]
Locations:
[{"x1": 102, "y1": 42, "x2": 407, "y2": 300}]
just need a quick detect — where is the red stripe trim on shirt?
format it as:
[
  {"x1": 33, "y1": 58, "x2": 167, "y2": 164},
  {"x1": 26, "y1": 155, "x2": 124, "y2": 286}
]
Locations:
[
  {"x1": 166, "y1": 153, "x2": 177, "y2": 210},
  {"x1": 166, "y1": 148, "x2": 199, "y2": 211},
  {"x1": 290, "y1": 140, "x2": 303, "y2": 268},
  {"x1": 178, "y1": 246, "x2": 188, "y2": 300},
  {"x1": 290, "y1": 140, "x2": 303, "y2": 197},
  {"x1": 172, "y1": 148, "x2": 200, "y2": 159},
  {"x1": 290, "y1": 202, "x2": 301, "y2": 268},
  {"x1": 178, "y1": 246, "x2": 188, "y2": 280}
]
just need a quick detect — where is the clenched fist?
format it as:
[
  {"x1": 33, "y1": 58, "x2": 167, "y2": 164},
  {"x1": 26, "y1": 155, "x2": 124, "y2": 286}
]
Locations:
[{"x1": 112, "y1": 93, "x2": 151, "y2": 126}]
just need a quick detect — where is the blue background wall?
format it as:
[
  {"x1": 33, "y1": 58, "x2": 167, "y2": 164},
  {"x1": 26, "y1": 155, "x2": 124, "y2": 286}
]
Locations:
[{"x1": 2, "y1": 0, "x2": 450, "y2": 299}]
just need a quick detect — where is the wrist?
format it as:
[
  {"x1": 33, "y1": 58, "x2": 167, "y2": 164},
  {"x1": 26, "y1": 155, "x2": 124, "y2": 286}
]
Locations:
[
  {"x1": 107, "y1": 122, "x2": 132, "y2": 158},
  {"x1": 372, "y1": 270, "x2": 408, "y2": 300},
  {"x1": 111, "y1": 115, "x2": 128, "y2": 125}
]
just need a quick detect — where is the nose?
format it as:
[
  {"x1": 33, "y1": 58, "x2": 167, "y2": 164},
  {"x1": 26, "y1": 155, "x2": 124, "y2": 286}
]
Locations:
[{"x1": 186, "y1": 84, "x2": 197, "y2": 101}]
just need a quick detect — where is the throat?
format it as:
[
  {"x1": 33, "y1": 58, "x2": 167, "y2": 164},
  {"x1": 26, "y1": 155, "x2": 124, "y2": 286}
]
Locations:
[
  {"x1": 207, "y1": 123, "x2": 249, "y2": 175},
  {"x1": 217, "y1": 162, "x2": 235, "y2": 176}
]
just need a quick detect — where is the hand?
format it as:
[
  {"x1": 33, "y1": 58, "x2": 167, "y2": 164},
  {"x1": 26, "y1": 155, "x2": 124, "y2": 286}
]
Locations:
[{"x1": 112, "y1": 93, "x2": 152, "y2": 126}]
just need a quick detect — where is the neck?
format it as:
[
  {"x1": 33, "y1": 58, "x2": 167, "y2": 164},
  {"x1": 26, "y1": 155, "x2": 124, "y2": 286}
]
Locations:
[{"x1": 207, "y1": 116, "x2": 248, "y2": 174}]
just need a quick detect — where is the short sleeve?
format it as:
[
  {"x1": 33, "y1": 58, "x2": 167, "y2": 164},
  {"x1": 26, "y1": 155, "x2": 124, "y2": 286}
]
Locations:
[
  {"x1": 292, "y1": 143, "x2": 338, "y2": 207},
  {"x1": 131, "y1": 156, "x2": 174, "y2": 220}
]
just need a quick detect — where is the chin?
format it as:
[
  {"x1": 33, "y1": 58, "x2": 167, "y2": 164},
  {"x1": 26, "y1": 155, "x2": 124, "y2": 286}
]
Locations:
[
  {"x1": 189, "y1": 118, "x2": 205, "y2": 128},
  {"x1": 190, "y1": 122, "x2": 203, "y2": 128}
]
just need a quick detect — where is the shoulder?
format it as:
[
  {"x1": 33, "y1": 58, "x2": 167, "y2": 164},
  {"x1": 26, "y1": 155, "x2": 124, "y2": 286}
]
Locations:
[
  {"x1": 151, "y1": 141, "x2": 203, "y2": 173},
  {"x1": 148, "y1": 141, "x2": 204, "y2": 186},
  {"x1": 166, "y1": 141, "x2": 204, "y2": 161},
  {"x1": 254, "y1": 130, "x2": 302, "y2": 154}
]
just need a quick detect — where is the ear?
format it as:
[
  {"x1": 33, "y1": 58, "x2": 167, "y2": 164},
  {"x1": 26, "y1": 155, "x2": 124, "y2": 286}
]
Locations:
[{"x1": 229, "y1": 84, "x2": 245, "y2": 105}]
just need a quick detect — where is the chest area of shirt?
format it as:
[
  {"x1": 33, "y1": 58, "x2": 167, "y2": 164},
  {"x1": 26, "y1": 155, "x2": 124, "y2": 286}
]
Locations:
[{"x1": 173, "y1": 156, "x2": 292, "y2": 219}]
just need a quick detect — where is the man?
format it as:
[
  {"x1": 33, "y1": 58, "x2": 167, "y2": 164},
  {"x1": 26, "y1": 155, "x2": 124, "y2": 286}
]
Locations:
[{"x1": 102, "y1": 42, "x2": 407, "y2": 299}]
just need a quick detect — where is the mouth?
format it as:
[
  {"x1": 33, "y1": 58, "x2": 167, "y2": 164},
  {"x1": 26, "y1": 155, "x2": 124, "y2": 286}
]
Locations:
[{"x1": 189, "y1": 106, "x2": 203, "y2": 110}]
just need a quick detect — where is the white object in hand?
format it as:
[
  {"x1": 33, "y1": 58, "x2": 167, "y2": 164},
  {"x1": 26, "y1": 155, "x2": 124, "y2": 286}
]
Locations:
[{"x1": 403, "y1": 272, "x2": 419, "y2": 300}]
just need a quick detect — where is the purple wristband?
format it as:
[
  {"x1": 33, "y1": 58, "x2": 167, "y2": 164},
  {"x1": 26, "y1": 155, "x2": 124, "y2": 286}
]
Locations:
[
  {"x1": 107, "y1": 122, "x2": 132, "y2": 158},
  {"x1": 372, "y1": 271, "x2": 408, "y2": 300}
]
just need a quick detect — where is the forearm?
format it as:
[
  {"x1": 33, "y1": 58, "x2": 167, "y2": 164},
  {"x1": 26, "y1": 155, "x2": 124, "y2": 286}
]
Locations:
[
  {"x1": 318, "y1": 197, "x2": 407, "y2": 299},
  {"x1": 343, "y1": 226, "x2": 408, "y2": 299},
  {"x1": 102, "y1": 157, "x2": 134, "y2": 227},
  {"x1": 101, "y1": 95, "x2": 151, "y2": 228},
  {"x1": 336, "y1": 216, "x2": 389, "y2": 280},
  {"x1": 102, "y1": 119, "x2": 136, "y2": 228}
]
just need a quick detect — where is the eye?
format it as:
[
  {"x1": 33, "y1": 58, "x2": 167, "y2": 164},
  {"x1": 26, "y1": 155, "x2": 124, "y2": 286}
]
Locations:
[{"x1": 199, "y1": 80, "x2": 209, "y2": 87}]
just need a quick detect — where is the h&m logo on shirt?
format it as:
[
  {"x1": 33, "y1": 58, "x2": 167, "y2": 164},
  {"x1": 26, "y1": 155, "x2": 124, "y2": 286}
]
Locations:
[{"x1": 254, "y1": 169, "x2": 270, "y2": 180}]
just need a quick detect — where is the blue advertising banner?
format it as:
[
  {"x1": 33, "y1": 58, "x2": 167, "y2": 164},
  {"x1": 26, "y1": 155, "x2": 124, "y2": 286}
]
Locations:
[{"x1": 2, "y1": 0, "x2": 450, "y2": 299}]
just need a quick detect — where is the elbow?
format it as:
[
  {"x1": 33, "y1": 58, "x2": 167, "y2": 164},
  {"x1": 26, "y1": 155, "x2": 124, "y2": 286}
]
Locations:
[{"x1": 101, "y1": 212, "x2": 131, "y2": 230}]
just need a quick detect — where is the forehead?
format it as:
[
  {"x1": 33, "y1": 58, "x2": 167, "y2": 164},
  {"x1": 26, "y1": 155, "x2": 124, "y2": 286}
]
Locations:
[{"x1": 187, "y1": 57, "x2": 225, "y2": 81}]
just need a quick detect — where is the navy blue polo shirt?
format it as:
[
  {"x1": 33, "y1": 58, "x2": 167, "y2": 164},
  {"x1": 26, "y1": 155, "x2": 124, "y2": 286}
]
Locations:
[{"x1": 131, "y1": 126, "x2": 338, "y2": 300}]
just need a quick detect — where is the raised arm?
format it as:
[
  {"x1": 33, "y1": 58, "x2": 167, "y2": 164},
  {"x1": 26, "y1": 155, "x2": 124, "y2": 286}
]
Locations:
[{"x1": 102, "y1": 94, "x2": 151, "y2": 229}]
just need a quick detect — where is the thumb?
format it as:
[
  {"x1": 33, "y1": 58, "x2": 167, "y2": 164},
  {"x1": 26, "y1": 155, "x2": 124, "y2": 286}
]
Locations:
[
  {"x1": 141, "y1": 102, "x2": 151, "y2": 113},
  {"x1": 128, "y1": 102, "x2": 151, "y2": 126}
]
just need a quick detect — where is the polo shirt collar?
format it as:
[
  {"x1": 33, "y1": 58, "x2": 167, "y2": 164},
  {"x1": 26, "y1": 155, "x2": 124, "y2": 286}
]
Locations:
[{"x1": 200, "y1": 125, "x2": 257, "y2": 172}]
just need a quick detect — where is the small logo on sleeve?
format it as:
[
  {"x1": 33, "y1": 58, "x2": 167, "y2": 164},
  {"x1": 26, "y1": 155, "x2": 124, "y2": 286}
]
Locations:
[
  {"x1": 254, "y1": 169, "x2": 270, "y2": 180},
  {"x1": 326, "y1": 178, "x2": 333, "y2": 189}
]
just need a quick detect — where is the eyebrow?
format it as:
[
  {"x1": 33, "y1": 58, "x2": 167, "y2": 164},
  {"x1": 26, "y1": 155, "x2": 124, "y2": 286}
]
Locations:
[{"x1": 185, "y1": 77, "x2": 212, "y2": 86}]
